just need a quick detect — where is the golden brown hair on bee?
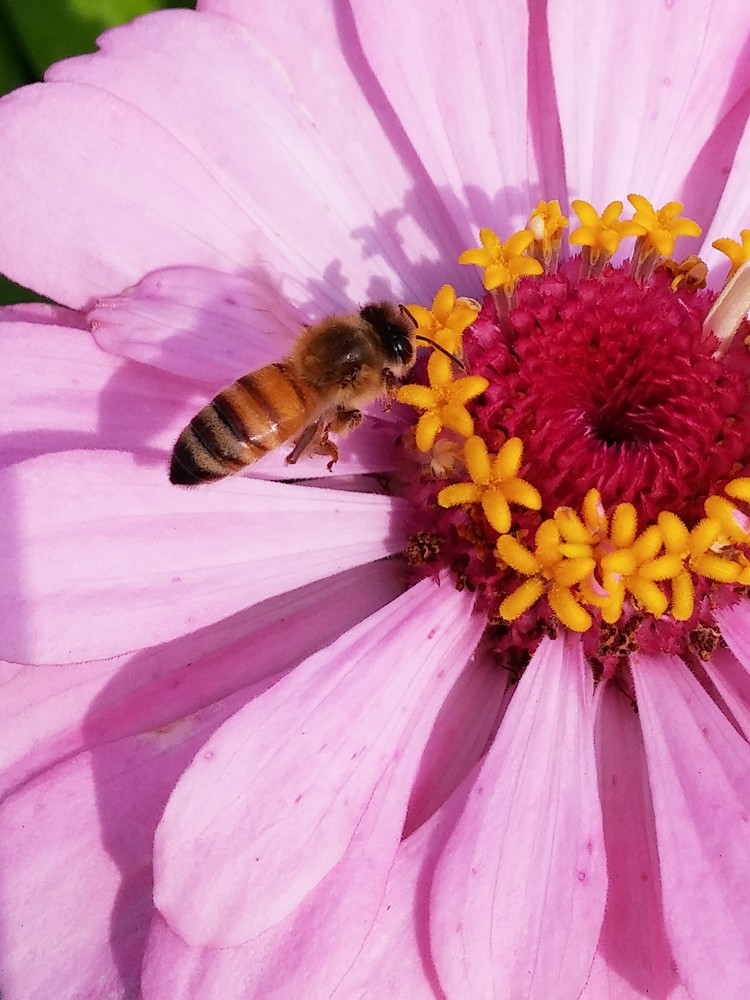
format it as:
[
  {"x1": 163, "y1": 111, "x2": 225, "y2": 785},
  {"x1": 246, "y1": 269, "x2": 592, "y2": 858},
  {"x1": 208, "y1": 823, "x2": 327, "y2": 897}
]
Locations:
[{"x1": 170, "y1": 301, "x2": 418, "y2": 486}]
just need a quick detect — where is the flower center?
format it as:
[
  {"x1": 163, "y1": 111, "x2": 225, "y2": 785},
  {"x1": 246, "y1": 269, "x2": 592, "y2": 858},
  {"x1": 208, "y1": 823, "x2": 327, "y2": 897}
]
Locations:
[
  {"x1": 395, "y1": 196, "x2": 750, "y2": 677},
  {"x1": 466, "y1": 261, "x2": 750, "y2": 525}
]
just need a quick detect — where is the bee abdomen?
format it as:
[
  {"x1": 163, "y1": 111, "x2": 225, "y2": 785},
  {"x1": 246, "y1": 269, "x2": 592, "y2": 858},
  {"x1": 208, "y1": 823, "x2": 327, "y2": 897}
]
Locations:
[{"x1": 169, "y1": 363, "x2": 315, "y2": 485}]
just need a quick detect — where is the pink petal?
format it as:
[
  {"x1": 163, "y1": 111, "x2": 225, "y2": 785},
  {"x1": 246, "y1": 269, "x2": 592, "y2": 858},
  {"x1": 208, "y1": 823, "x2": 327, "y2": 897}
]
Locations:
[
  {"x1": 632, "y1": 651, "x2": 750, "y2": 999},
  {"x1": 200, "y1": 0, "x2": 467, "y2": 298},
  {"x1": 89, "y1": 265, "x2": 302, "y2": 386},
  {"x1": 0, "y1": 450, "x2": 409, "y2": 663},
  {"x1": 403, "y1": 642, "x2": 508, "y2": 837},
  {"x1": 1, "y1": 560, "x2": 404, "y2": 791},
  {"x1": 0, "y1": 320, "x2": 207, "y2": 471},
  {"x1": 549, "y1": 0, "x2": 750, "y2": 228},
  {"x1": 580, "y1": 681, "x2": 685, "y2": 1000},
  {"x1": 332, "y1": 774, "x2": 476, "y2": 1000},
  {"x1": 153, "y1": 578, "x2": 484, "y2": 948},
  {"x1": 0, "y1": 676, "x2": 262, "y2": 1000},
  {"x1": 144, "y1": 774, "x2": 473, "y2": 999},
  {"x1": 353, "y1": 0, "x2": 541, "y2": 242},
  {"x1": 46, "y1": 9, "x2": 451, "y2": 309},
  {"x1": 0, "y1": 302, "x2": 88, "y2": 328},
  {"x1": 708, "y1": 600, "x2": 750, "y2": 739},
  {"x1": 430, "y1": 633, "x2": 607, "y2": 1000},
  {"x1": 703, "y1": 119, "x2": 750, "y2": 275},
  {"x1": 0, "y1": 79, "x2": 262, "y2": 308}
]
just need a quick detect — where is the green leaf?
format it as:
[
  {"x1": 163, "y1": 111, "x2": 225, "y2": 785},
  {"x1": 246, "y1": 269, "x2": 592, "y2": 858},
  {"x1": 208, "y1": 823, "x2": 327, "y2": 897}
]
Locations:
[
  {"x1": 0, "y1": 19, "x2": 32, "y2": 93},
  {"x1": 0, "y1": 0, "x2": 194, "y2": 78},
  {"x1": 0, "y1": 275, "x2": 48, "y2": 306}
]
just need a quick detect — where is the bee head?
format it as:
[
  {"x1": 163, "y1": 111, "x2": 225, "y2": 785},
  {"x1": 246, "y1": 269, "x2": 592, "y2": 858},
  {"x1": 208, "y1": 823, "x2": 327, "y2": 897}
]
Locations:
[{"x1": 359, "y1": 301, "x2": 417, "y2": 369}]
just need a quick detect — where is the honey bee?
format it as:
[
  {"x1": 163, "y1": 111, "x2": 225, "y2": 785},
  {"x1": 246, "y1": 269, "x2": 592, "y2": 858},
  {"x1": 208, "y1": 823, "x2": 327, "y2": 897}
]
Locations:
[{"x1": 170, "y1": 301, "x2": 422, "y2": 485}]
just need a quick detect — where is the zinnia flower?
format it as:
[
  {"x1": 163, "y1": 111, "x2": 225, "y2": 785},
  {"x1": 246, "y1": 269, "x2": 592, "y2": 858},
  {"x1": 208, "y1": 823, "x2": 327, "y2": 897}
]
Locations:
[{"x1": 2, "y1": 2, "x2": 750, "y2": 998}]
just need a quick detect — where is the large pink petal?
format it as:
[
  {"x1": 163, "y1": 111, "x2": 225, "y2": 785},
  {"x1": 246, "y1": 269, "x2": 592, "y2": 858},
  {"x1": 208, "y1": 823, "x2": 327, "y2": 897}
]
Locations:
[
  {"x1": 549, "y1": 0, "x2": 750, "y2": 229},
  {"x1": 703, "y1": 649, "x2": 750, "y2": 743},
  {"x1": 0, "y1": 680, "x2": 255, "y2": 1000},
  {"x1": 580, "y1": 682, "x2": 686, "y2": 1000},
  {"x1": 329, "y1": 774, "x2": 474, "y2": 1000},
  {"x1": 709, "y1": 600, "x2": 750, "y2": 739},
  {"x1": 633, "y1": 651, "x2": 750, "y2": 999},
  {"x1": 0, "y1": 450, "x2": 409, "y2": 663},
  {"x1": 144, "y1": 774, "x2": 473, "y2": 999},
  {"x1": 200, "y1": 0, "x2": 468, "y2": 294},
  {"x1": 403, "y1": 641, "x2": 508, "y2": 837},
  {"x1": 353, "y1": 0, "x2": 543, "y2": 243},
  {"x1": 89, "y1": 265, "x2": 302, "y2": 385},
  {"x1": 0, "y1": 79, "x2": 265, "y2": 308},
  {"x1": 430, "y1": 633, "x2": 607, "y2": 1000},
  {"x1": 0, "y1": 320, "x2": 209, "y2": 471},
  {"x1": 704, "y1": 116, "x2": 750, "y2": 274},
  {"x1": 153, "y1": 578, "x2": 483, "y2": 947},
  {"x1": 46, "y1": 9, "x2": 454, "y2": 309},
  {"x1": 1, "y1": 560, "x2": 404, "y2": 791}
]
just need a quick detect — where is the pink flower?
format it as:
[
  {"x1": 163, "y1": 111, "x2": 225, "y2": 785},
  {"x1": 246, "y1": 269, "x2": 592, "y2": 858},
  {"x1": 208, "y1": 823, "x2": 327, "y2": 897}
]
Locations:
[{"x1": 2, "y1": 3, "x2": 750, "y2": 998}]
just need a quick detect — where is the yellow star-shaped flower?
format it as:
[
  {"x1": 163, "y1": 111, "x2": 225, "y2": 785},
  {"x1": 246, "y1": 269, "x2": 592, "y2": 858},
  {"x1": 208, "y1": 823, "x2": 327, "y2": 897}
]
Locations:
[
  {"x1": 437, "y1": 435, "x2": 541, "y2": 535},
  {"x1": 712, "y1": 229, "x2": 750, "y2": 281},
  {"x1": 396, "y1": 353, "x2": 488, "y2": 451},
  {"x1": 406, "y1": 284, "x2": 480, "y2": 354},
  {"x1": 569, "y1": 199, "x2": 645, "y2": 263},
  {"x1": 526, "y1": 199, "x2": 569, "y2": 264},
  {"x1": 627, "y1": 194, "x2": 701, "y2": 259},
  {"x1": 459, "y1": 228, "x2": 544, "y2": 295}
]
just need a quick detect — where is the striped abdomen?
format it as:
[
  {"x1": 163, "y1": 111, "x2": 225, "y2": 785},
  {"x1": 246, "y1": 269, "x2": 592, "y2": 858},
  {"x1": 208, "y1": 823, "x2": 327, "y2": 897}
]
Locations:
[{"x1": 170, "y1": 363, "x2": 318, "y2": 485}]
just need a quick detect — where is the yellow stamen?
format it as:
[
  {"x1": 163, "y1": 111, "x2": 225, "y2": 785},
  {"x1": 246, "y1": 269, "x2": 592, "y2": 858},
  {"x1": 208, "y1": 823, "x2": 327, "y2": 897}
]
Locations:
[
  {"x1": 406, "y1": 284, "x2": 480, "y2": 355},
  {"x1": 671, "y1": 569, "x2": 694, "y2": 621},
  {"x1": 397, "y1": 352, "x2": 488, "y2": 451},
  {"x1": 553, "y1": 506, "x2": 591, "y2": 545},
  {"x1": 712, "y1": 229, "x2": 750, "y2": 281},
  {"x1": 569, "y1": 199, "x2": 645, "y2": 265},
  {"x1": 658, "y1": 510, "x2": 690, "y2": 553},
  {"x1": 437, "y1": 435, "x2": 541, "y2": 534},
  {"x1": 610, "y1": 503, "x2": 638, "y2": 548},
  {"x1": 726, "y1": 477, "x2": 750, "y2": 502},
  {"x1": 626, "y1": 577, "x2": 669, "y2": 617},
  {"x1": 692, "y1": 553, "x2": 742, "y2": 583},
  {"x1": 496, "y1": 534, "x2": 541, "y2": 575},
  {"x1": 582, "y1": 489, "x2": 607, "y2": 534},
  {"x1": 704, "y1": 495, "x2": 750, "y2": 543},
  {"x1": 526, "y1": 200, "x2": 569, "y2": 268},
  {"x1": 459, "y1": 227, "x2": 544, "y2": 296},
  {"x1": 499, "y1": 577, "x2": 546, "y2": 621},
  {"x1": 548, "y1": 584, "x2": 593, "y2": 632},
  {"x1": 627, "y1": 194, "x2": 701, "y2": 260}
]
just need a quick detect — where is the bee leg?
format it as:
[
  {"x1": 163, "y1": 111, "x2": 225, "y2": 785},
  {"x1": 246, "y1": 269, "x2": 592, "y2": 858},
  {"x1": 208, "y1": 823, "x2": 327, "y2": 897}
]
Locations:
[
  {"x1": 285, "y1": 418, "x2": 321, "y2": 465},
  {"x1": 328, "y1": 407, "x2": 362, "y2": 433},
  {"x1": 320, "y1": 433, "x2": 340, "y2": 472},
  {"x1": 381, "y1": 367, "x2": 398, "y2": 411}
]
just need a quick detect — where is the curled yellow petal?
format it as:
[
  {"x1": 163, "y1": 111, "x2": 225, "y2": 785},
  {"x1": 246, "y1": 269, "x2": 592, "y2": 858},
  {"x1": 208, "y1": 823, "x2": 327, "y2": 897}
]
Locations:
[
  {"x1": 671, "y1": 570, "x2": 694, "y2": 622},
  {"x1": 482, "y1": 490, "x2": 512, "y2": 534},
  {"x1": 548, "y1": 585, "x2": 593, "y2": 632},
  {"x1": 464, "y1": 435, "x2": 491, "y2": 485},
  {"x1": 438, "y1": 482, "x2": 483, "y2": 508},
  {"x1": 611, "y1": 503, "x2": 638, "y2": 548},
  {"x1": 499, "y1": 578, "x2": 546, "y2": 621},
  {"x1": 496, "y1": 535, "x2": 540, "y2": 575}
]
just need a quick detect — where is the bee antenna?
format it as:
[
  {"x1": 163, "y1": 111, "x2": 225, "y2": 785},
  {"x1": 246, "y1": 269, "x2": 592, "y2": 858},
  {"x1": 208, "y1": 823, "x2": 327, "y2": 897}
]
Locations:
[{"x1": 415, "y1": 334, "x2": 466, "y2": 370}]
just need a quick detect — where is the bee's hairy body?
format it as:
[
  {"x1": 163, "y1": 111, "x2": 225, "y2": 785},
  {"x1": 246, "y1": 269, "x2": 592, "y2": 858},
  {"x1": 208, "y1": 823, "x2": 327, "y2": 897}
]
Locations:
[{"x1": 170, "y1": 302, "x2": 417, "y2": 486}]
